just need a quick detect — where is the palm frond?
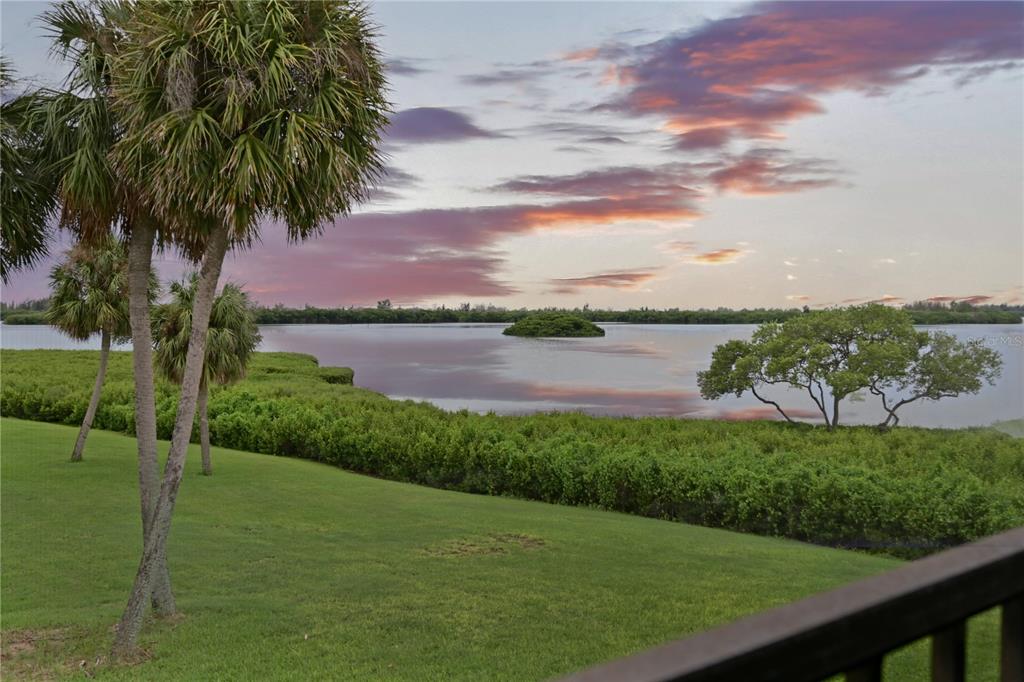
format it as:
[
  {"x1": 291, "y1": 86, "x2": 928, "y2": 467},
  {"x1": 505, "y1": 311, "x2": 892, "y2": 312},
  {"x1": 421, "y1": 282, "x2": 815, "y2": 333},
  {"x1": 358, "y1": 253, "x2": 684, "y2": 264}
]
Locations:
[
  {"x1": 153, "y1": 275, "x2": 261, "y2": 386},
  {"x1": 44, "y1": 233, "x2": 157, "y2": 341},
  {"x1": 110, "y1": 0, "x2": 390, "y2": 247},
  {"x1": 1, "y1": 59, "x2": 57, "y2": 281}
]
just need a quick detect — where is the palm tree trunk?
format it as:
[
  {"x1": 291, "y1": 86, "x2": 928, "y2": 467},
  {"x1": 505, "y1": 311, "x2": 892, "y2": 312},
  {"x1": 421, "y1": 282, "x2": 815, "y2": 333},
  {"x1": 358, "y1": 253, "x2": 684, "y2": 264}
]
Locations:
[
  {"x1": 126, "y1": 219, "x2": 176, "y2": 619},
  {"x1": 198, "y1": 383, "x2": 212, "y2": 476},
  {"x1": 114, "y1": 222, "x2": 230, "y2": 657},
  {"x1": 70, "y1": 329, "x2": 111, "y2": 462}
]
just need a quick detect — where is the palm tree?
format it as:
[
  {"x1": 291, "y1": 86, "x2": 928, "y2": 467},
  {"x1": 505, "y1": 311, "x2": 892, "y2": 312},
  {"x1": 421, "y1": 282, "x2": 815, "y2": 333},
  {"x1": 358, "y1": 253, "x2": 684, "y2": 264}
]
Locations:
[
  {"x1": 109, "y1": 1, "x2": 389, "y2": 653},
  {"x1": 1, "y1": 57, "x2": 55, "y2": 281},
  {"x1": 154, "y1": 276, "x2": 261, "y2": 476},
  {"x1": 45, "y1": 237, "x2": 156, "y2": 461},
  {"x1": 34, "y1": 0, "x2": 178, "y2": 617}
]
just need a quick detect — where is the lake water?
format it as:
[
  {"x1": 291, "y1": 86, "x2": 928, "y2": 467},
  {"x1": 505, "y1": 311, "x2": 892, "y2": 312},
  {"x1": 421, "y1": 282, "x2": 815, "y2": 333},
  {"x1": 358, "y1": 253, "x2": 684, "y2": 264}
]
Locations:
[{"x1": 2, "y1": 322, "x2": 1021, "y2": 428}]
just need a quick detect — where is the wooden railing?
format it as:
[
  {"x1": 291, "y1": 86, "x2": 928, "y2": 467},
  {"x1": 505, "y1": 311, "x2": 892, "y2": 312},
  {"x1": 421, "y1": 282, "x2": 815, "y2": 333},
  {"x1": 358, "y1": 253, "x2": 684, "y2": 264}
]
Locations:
[{"x1": 560, "y1": 526, "x2": 1024, "y2": 682}]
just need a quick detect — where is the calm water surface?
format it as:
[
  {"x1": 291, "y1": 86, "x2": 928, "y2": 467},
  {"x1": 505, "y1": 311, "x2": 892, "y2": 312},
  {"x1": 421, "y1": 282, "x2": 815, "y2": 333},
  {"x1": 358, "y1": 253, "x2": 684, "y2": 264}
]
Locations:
[{"x1": 3, "y1": 322, "x2": 1021, "y2": 428}]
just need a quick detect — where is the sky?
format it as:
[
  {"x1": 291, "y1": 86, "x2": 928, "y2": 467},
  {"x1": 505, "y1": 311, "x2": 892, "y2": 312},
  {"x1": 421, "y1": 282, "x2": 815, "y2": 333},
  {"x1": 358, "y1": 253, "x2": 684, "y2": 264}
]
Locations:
[{"x1": 2, "y1": 0, "x2": 1023, "y2": 309}]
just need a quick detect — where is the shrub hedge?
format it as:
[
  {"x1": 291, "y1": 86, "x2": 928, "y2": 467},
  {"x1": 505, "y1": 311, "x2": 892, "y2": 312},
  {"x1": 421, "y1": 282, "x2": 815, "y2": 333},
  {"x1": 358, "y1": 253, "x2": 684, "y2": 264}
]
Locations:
[{"x1": 3, "y1": 349, "x2": 1021, "y2": 557}]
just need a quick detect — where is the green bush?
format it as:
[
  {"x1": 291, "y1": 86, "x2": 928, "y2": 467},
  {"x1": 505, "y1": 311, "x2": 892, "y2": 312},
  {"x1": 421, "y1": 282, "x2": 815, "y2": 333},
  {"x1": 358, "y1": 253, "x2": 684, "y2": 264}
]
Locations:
[
  {"x1": 503, "y1": 313, "x2": 605, "y2": 337},
  {"x1": 0, "y1": 311, "x2": 48, "y2": 324},
  {"x1": 3, "y1": 349, "x2": 1022, "y2": 557},
  {"x1": 318, "y1": 366, "x2": 354, "y2": 385}
]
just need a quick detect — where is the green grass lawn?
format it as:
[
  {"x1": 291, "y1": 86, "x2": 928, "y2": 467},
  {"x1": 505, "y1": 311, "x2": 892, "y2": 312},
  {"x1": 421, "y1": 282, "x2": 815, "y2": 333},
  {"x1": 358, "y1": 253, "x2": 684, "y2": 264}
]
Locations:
[{"x1": 0, "y1": 419, "x2": 1002, "y2": 680}]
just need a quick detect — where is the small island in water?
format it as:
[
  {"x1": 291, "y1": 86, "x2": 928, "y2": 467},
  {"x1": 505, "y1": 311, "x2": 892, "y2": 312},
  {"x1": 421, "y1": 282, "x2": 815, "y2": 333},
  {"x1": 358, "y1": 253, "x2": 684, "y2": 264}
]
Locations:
[{"x1": 503, "y1": 313, "x2": 605, "y2": 337}]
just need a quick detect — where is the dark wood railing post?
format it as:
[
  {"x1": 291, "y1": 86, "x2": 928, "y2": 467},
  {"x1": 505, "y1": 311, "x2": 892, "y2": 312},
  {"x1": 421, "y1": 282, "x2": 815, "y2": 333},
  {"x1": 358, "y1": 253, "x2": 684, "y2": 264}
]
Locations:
[
  {"x1": 932, "y1": 621, "x2": 966, "y2": 682},
  {"x1": 1003, "y1": 595, "x2": 1024, "y2": 682},
  {"x1": 845, "y1": 656, "x2": 883, "y2": 682}
]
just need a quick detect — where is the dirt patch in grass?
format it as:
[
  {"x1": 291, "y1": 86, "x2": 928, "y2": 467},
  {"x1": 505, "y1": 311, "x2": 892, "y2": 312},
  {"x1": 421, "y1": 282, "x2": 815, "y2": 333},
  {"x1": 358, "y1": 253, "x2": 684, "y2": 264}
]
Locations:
[
  {"x1": 422, "y1": 533, "x2": 546, "y2": 557},
  {"x1": 2, "y1": 628, "x2": 69, "y2": 661},
  {"x1": 1, "y1": 624, "x2": 162, "y2": 680},
  {"x1": 2, "y1": 628, "x2": 78, "y2": 680}
]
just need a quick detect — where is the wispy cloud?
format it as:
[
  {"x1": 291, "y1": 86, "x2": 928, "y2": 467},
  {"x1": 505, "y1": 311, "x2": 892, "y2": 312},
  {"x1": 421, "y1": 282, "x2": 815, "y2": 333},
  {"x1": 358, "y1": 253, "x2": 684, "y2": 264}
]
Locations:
[
  {"x1": 562, "y1": 47, "x2": 602, "y2": 62},
  {"x1": 659, "y1": 240, "x2": 699, "y2": 255},
  {"x1": 387, "y1": 107, "x2": 501, "y2": 144},
  {"x1": 709, "y1": 149, "x2": 841, "y2": 195},
  {"x1": 548, "y1": 269, "x2": 659, "y2": 294},
  {"x1": 386, "y1": 57, "x2": 431, "y2": 76},
  {"x1": 367, "y1": 167, "x2": 421, "y2": 203},
  {"x1": 925, "y1": 294, "x2": 994, "y2": 305},
  {"x1": 492, "y1": 151, "x2": 839, "y2": 223},
  {"x1": 461, "y1": 66, "x2": 551, "y2": 87},
  {"x1": 515, "y1": 120, "x2": 643, "y2": 148},
  {"x1": 490, "y1": 165, "x2": 705, "y2": 231},
  {"x1": 687, "y1": 248, "x2": 747, "y2": 265},
  {"x1": 493, "y1": 163, "x2": 704, "y2": 200}
]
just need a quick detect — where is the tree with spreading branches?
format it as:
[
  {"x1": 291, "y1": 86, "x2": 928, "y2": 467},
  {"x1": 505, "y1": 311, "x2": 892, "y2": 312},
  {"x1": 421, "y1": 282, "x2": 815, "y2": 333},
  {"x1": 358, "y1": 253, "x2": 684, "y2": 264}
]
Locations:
[
  {"x1": 868, "y1": 331, "x2": 1002, "y2": 428},
  {"x1": 698, "y1": 305, "x2": 1003, "y2": 429},
  {"x1": 45, "y1": 236, "x2": 157, "y2": 461},
  {"x1": 106, "y1": 0, "x2": 389, "y2": 654},
  {"x1": 154, "y1": 275, "x2": 261, "y2": 476}
]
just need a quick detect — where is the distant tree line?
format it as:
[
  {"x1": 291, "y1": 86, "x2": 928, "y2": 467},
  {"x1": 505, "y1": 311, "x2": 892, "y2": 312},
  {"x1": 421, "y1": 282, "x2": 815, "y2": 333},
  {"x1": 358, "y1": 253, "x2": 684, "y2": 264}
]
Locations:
[
  {"x1": 0, "y1": 297, "x2": 50, "y2": 323},
  {"x1": 249, "y1": 303, "x2": 1022, "y2": 325},
  {"x1": 904, "y1": 300, "x2": 1024, "y2": 313},
  {"x1": 248, "y1": 305, "x2": 804, "y2": 325},
  {"x1": 0, "y1": 297, "x2": 50, "y2": 311},
  {"x1": 4, "y1": 301, "x2": 1021, "y2": 327}
]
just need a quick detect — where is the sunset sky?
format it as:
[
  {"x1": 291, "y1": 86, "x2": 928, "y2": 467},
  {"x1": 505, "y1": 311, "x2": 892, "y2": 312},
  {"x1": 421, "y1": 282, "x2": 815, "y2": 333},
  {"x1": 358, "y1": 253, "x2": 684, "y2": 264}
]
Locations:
[{"x1": 2, "y1": 1, "x2": 1023, "y2": 309}]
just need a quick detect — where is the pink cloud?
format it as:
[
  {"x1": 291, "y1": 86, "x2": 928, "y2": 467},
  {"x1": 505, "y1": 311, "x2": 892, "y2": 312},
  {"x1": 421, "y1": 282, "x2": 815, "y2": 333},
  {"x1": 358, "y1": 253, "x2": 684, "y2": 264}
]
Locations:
[
  {"x1": 595, "y1": 2, "x2": 1024, "y2": 148},
  {"x1": 922, "y1": 295, "x2": 1000, "y2": 305},
  {"x1": 688, "y1": 248, "x2": 746, "y2": 265},
  {"x1": 955, "y1": 295, "x2": 994, "y2": 305},
  {"x1": 660, "y1": 240, "x2": 698, "y2": 254},
  {"x1": 563, "y1": 47, "x2": 601, "y2": 62},
  {"x1": 496, "y1": 154, "x2": 839, "y2": 202},
  {"x1": 220, "y1": 186, "x2": 701, "y2": 306},
  {"x1": 492, "y1": 163, "x2": 707, "y2": 201},
  {"x1": 673, "y1": 127, "x2": 734, "y2": 150},
  {"x1": 867, "y1": 294, "x2": 905, "y2": 305},
  {"x1": 222, "y1": 228, "x2": 517, "y2": 306},
  {"x1": 220, "y1": 160, "x2": 726, "y2": 305},
  {"x1": 548, "y1": 269, "x2": 659, "y2": 294},
  {"x1": 710, "y1": 149, "x2": 839, "y2": 195}
]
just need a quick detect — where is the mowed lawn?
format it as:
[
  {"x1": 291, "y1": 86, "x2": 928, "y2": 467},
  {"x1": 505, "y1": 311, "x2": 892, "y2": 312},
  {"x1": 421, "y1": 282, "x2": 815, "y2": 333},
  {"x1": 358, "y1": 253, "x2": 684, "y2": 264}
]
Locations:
[{"x1": 0, "y1": 419, "x2": 1002, "y2": 680}]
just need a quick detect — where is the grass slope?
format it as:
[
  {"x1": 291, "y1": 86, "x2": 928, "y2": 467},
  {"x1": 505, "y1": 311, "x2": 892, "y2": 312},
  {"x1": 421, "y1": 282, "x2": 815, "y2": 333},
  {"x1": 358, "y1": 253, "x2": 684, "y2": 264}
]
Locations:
[{"x1": 1, "y1": 419, "x2": 1001, "y2": 680}]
